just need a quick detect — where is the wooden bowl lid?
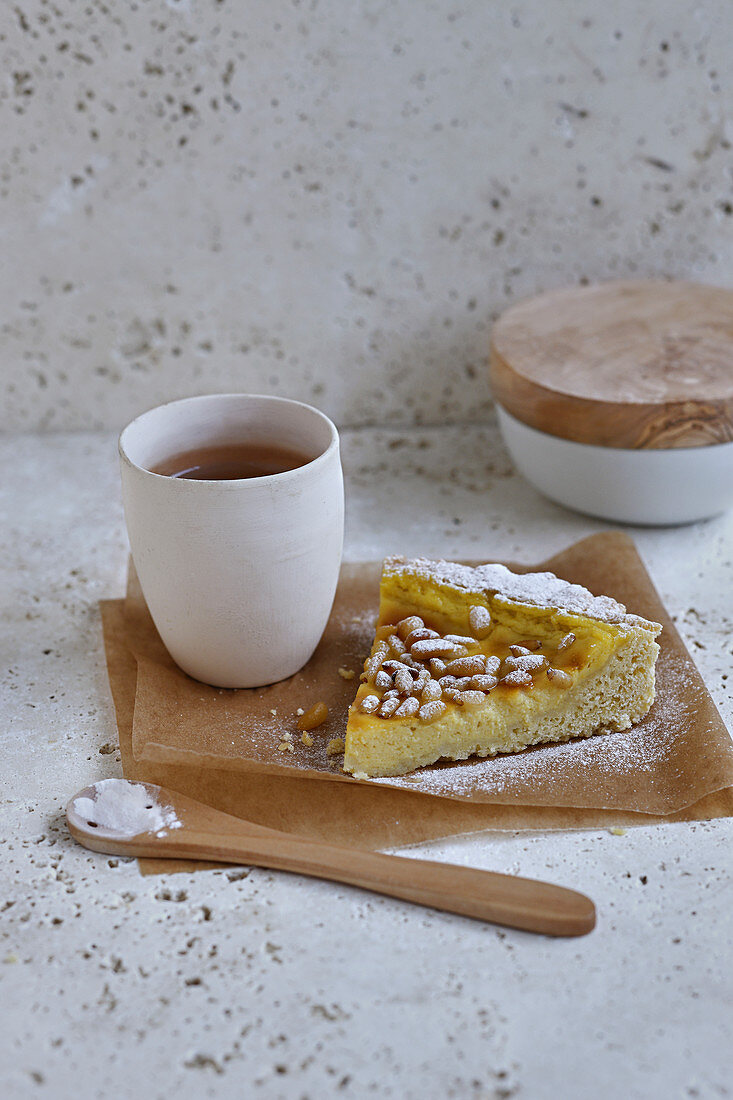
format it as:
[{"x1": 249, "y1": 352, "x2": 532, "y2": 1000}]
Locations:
[{"x1": 489, "y1": 280, "x2": 733, "y2": 449}]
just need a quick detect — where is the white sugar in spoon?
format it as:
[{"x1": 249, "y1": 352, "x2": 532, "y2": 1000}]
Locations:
[{"x1": 66, "y1": 779, "x2": 596, "y2": 937}]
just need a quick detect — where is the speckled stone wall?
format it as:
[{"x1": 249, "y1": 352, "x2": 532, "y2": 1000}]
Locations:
[{"x1": 2, "y1": 0, "x2": 732, "y2": 431}]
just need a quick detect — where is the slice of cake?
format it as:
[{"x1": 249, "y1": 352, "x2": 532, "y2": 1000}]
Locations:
[{"x1": 343, "y1": 557, "x2": 662, "y2": 778}]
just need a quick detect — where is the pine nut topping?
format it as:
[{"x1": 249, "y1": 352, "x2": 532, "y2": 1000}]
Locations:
[
  {"x1": 470, "y1": 674, "x2": 498, "y2": 692},
  {"x1": 378, "y1": 695, "x2": 401, "y2": 718},
  {"x1": 418, "y1": 700, "x2": 446, "y2": 722},
  {"x1": 419, "y1": 700, "x2": 446, "y2": 722},
  {"x1": 547, "y1": 667, "x2": 573, "y2": 686},
  {"x1": 411, "y1": 638, "x2": 467, "y2": 659},
  {"x1": 501, "y1": 669, "x2": 533, "y2": 687},
  {"x1": 411, "y1": 668, "x2": 430, "y2": 693},
  {"x1": 396, "y1": 615, "x2": 423, "y2": 640},
  {"x1": 393, "y1": 668, "x2": 414, "y2": 695},
  {"x1": 394, "y1": 696, "x2": 420, "y2": 718},
  {"x1": 364, "y1": 641, "x2": 389, "y2": 680},
  {"x1": 382, "y1": 659, "x2": 407, "y2": 675},
  {"x1": 404, "y1": 626, "x2": 439, "y2": 648},
  {"x1": 468, "y1": 605, "x2": 492, "y2": 638},
  {"x1": 504, "y1": 653, "x2": 546, "y2": 673},
  {"x1": 363, "y1": 608, "x2": 563, "y2": 723},
  {"x1": 456, "y1": 690, "x2": 486, "y2": 706},
  {"x1": 444, "y1": 654, "x2": 486, "y2": 677},
  {"x1": 421, "y1": 679, "x2": 443, "y2": 702}
]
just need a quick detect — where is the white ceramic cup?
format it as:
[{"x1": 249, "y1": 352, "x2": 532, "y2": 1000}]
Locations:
[{"x1": 119, "y1": 394, "x2": 344, "y2": 688}]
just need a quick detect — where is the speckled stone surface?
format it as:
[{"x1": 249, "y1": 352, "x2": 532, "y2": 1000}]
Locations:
[
  {"x1": 2, "y1": 0, "x2": 733, "y2": 430},
  {"x1": 1, "y1": 423, "x2": 732, "y2": 1099}
]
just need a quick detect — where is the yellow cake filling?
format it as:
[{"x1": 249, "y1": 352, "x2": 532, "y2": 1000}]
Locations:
[{"x1": 343, "y1": 558, "x2": 660, "y2": 778}]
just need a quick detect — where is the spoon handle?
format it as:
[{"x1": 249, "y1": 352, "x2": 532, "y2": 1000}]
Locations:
[{"x1": 128, "y1": 829, "x2": 596, "y2": 936}]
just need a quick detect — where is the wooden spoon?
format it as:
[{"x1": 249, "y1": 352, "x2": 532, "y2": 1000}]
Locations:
[{"x1": 66, "y1": 780, "x2": 595, "y2": 937}]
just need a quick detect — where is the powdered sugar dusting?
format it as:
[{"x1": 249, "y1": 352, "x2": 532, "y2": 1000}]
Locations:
[
  {"x1": 384, "y1": 556, "x2": 631, "y2": 624},
  {"x1": 73, "y1": 779, "x2": 182, "y2": 837},
  {"x1": 369, "y1": 646, "x2": 702, "y2": 811}
]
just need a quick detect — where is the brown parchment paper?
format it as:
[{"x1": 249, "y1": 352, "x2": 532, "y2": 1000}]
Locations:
[
  {"x1": 128, "y1": 532, "x2": 733, "y2": 813},
  {"x1": 100, "y1": 533, "x2": 733, "y2": 873}
]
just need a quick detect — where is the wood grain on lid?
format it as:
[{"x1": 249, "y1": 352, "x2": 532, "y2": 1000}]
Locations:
[{"x1": 489, "y1": 280, "x2": 733, "y2": 449}]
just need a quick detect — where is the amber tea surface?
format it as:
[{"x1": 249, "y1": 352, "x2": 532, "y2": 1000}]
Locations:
[{"x1": 152, "y1": 441, "x2": 312, "y2": 480}]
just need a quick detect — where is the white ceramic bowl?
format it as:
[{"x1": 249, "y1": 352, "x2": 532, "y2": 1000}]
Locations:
[{"x1": 496, "y1": 404, "x2": 733, "y2": 526}]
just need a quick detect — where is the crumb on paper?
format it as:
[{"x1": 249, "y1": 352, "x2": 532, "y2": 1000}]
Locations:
[
  {"x1": 326, "y1": 737, "x2": 345, "y2": 757},
  {"x1": 270, "y1": 708, "x2": 277, "y2": 716},
  {"x1": 278, "y1": 741, "x2": 294, "y2": 753},
  {"x1": 297, "y1": 701, "x2": 329, "y2": 731},
  {"x1": 296, "y1": 707, "x2": 305, "y2": 716},
  {"x1": 609, "y1": 827, "x2": 627, "y2": 836},
  {"x1": 338, "y1": 667, "x2": 355, "y2": 680},
  {"x1": 352, "y1": 771, "x2": 368, "y2": 781},
  {"x1": 301, "y1": 731, "x2": 314, "y2": 747}
]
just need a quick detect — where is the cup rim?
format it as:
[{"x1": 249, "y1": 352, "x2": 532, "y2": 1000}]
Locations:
[{"x1": 118, "y1": 393, "x2": 340, "y2": 484}]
